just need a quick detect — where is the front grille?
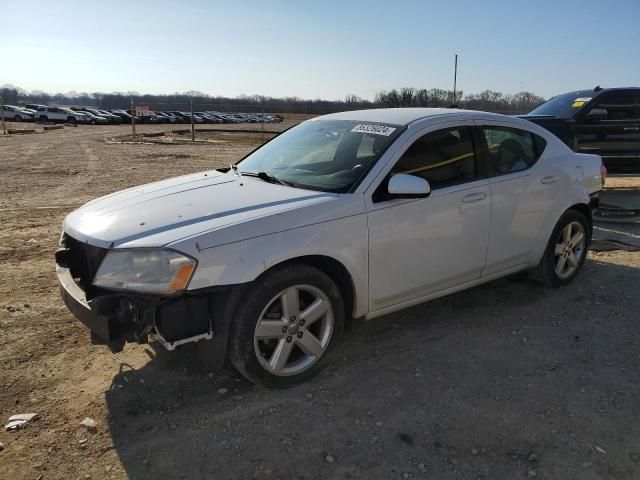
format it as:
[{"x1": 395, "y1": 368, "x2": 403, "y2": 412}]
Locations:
[{"x1": 62, "y1": 234, "x2": 109, "y2": 295}]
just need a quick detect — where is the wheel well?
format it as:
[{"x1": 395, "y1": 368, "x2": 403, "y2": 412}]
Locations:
[
  {"x1": 567, "y1": 203, "x2": 593, "y2": 242},
  {"x1": 267, "y1": 256, "x2": 356, "y2": 319}
]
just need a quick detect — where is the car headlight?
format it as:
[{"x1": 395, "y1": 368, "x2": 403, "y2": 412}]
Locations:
[{"x1": 93, "y1": 249, "x2": 196, "y2": 293}]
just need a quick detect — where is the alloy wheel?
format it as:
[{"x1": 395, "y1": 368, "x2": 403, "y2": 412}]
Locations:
[
  {"x1": 553, "y1": 221, "x2": 586, "y2": 279},
  {"x1": 254, "y1": 284, "x2": 334, "y2": 376}
]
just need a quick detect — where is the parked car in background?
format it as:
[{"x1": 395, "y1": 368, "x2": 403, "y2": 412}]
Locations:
[
  {"x1": 23, "y1": 103, "x2": 47, "y2": 111},
  {"x1": 153, "y1": 112, "x2": 177, "y2": 123},
  {"x1": 195, "y1": 112, "x2": 222, "y2": 123},
  {"x1": 522, "y1": 86, "x2": 640, "y2": 173},
  {"x1": 110, "y1": 109, "x2": 136, "y2": 124},
  {"x1": 71, "y1": 108, "x2": 108, "y2": 125},
  {"x1": 96, "y1": 110, "x2": 123, "y2": 124},
  {"x1": 56, "y1": 108, "x2": 603, "y2": 386},
  {"x1": 207, "y1": 113, "x2": 233, "y2": 123},
  {"x1": 35, "y1": 106, "x2": 87, "y2": 124},
  {"x1": 167, "y1": 111, "x2": 190, "y2": 123},
  {"x1": 71, "y1": 108, "x2": 111, "y2": 124},
  {"x1": 2, "y1": 105, "x2": 34, "y2": 121}
]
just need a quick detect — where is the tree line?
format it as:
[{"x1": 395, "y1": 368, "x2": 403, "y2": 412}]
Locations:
[{"x1": 1, "y1": 84, "x2": 545, "y2": 115}]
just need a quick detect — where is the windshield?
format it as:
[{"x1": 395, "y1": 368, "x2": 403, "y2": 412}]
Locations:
[
  {"x1": 528, "y1": 90, "x2": 595, "y2": 118},
  {"x1": 236, "y1": 119, "x2": 403, "y2": 193}
]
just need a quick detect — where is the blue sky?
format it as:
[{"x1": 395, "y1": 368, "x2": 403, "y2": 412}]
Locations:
[{"x1": 1, "y1": 0, "x2": 639, "y2": 100}]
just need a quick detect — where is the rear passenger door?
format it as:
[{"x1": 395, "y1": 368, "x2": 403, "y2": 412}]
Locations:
[
  {"x1": 575, "y1": 92, "x2": 640, "y2": 172},
  {"x1": 475, "y1": 122, "x2": 553, "y2": 276}
]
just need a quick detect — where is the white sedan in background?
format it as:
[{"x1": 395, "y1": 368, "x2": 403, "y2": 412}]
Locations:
[
  {"x1": 2, "y1": 105, "x2": 34, "y2": 121},
  {"x1": 56, "y1": 108, "x2": 604, "y2": 386}
]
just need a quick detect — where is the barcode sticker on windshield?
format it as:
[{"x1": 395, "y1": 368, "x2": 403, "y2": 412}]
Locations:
[{"x1": 351, "y1": 124, "x2": 396, "y2": 136}]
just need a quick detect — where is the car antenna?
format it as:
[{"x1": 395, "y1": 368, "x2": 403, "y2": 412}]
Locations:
[{"x1": 593, "y1": 85, "x2": 602, "y2": 92}]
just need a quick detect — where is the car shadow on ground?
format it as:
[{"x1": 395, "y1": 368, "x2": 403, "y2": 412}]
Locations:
[{"x1": 105, "y1": 260, "x2": 640, "y2": 480}]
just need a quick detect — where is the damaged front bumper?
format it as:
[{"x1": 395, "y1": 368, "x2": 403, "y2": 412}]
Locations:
[{"x1": 55, "y1": 248, "x2": 214, "y2": 353}]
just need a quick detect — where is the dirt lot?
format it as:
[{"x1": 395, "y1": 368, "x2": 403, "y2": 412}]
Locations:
[{"x1": 1, "y1": 119, "x2": 639, "y2": 480}]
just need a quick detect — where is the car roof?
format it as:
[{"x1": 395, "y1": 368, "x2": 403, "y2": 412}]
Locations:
[{"x1": 317, "y1": 107, "x2": 513, "y2": 126}]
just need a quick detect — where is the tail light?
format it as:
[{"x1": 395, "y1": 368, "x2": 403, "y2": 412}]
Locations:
[{"x1": 600, "y1": 162, "x2": 607, "y2": 186}]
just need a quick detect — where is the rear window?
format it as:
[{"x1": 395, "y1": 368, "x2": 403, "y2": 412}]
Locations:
[
  {"x1": 482, "y1": 126, "x2": 546, "y2": 175},
  {"x1": 528, "y1": 91, "x2": 595, "y2": 118}
]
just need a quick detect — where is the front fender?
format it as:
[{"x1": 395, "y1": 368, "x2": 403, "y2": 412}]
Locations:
[{"x1": 176, "y1": 214, "x2": 369, "y2": 318}]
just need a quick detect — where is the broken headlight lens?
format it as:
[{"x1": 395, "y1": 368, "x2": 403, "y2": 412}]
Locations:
[{"x1": 93, "y1": 249, "x2": 196, "y2": 293}]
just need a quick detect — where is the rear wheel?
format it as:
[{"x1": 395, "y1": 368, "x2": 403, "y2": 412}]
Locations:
[
  {"x1": 228, "y1": 264, "x2": 344, "y2": 387},
  {"x1": 529, "y1": 210, "x2": 589, "y2": 287},
  {"x1": 39, "y1": 115, "x2": 48, "y2": 122},
  {"x1": 14, "y1": 115, "x2": 22, "y2": 122},
  {"x1": 90, "y1": 119, "x2": 96, "y2": 125},
  {"x1": 67, "y1": 116, "x2": 77, "y2": 124}
]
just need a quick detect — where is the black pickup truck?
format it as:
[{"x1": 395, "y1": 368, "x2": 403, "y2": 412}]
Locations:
[{"x1": 521, "y1": 87, "x2": 640, "y2": 173}]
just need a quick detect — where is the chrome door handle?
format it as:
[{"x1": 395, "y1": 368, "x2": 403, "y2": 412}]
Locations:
[
  {"x1": 461, "y1": 192, "x2": 486, "y2": 203},
  {"x1": 541, "y1": 176, "x2": 557, "y2": 184},
  {"x1": 623, "y1": 127, "x2": 640, "y2": 131}
]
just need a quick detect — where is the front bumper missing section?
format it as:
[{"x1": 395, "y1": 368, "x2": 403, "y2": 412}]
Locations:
[
  {"x1": 56, "y1": 252, "x2": 214, "y2": 353},
  {"x1": 56, "y1": 262, "x2": 128, "y2": 351}
]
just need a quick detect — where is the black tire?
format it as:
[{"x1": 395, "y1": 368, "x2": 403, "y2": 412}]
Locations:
[
  {"x1": 14, "y1": 115, "x2": 22, "y2": 122},
  {"x1": 90, "y1": 119, "x2": 96, "y2": 125},
  {"x1": 228, "y1": 263, "x2": 345, "y2": 387},
  {"x1": 39, "y1": 115, "x2": 48, "y2": 122},
  {"x1": 529, "y1": 209, "x2": 590, "y2": 287},
  {"x1": 67, "y1": 116, "x2": 77, "y2": 125}
]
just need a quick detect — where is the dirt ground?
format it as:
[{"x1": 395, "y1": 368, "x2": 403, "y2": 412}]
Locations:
[{"x1": 1, "y1": 118, "x2": 639, "y2": 480}]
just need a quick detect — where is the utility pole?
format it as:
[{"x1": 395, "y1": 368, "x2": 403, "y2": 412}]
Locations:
[
  {"x1": 260, "y1": 103, "x2": 264, "y2": 144},
  {"x1": 131, "y1": 97, "x2": 136, "y2": 137},
  {"x1": 1, "y1": 95, "x2": 6, "y2": 135},
  {"x1": 452, "y1": 54, "x2": 458, "y2": 105},
  {"x1": 190, "y1": 97, "x2": 195, "y2": 142}
]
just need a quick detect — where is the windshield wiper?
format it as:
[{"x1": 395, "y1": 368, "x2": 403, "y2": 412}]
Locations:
[{"x1": 240, "y1": 170, "x2": 294, "y2": 187}]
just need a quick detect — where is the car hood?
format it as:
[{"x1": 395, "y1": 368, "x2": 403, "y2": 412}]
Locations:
[{"x1": 64, "y1": 170, "x2": 356, "y2": 250}]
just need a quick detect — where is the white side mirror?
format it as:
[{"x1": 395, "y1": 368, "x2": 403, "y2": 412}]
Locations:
[{"x1": 388, "y1": 174, "x2": 431, "y2": 198}]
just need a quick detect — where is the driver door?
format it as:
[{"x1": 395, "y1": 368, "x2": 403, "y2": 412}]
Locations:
[{"x1": 365, "y1": 122, "x2": 491, "y2": 313}]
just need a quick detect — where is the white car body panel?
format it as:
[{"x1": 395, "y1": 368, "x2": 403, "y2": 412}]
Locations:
[
  {"x1": 363, "y1": 119, "x2": 491, "y2": 311},
  {"x1": 62, "y1": 108, "x2": 603, "y2": 320}
]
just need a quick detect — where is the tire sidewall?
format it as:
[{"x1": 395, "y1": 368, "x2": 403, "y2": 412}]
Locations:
[
  {"x1": 541, "y1": 210, "x2": 590, "y2": 286},
  {"x1": 229, "y1": 264, "x2": 345, "y2": 387}
]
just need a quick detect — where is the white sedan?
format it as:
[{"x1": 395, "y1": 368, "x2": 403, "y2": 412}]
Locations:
[
  {"x1": 2, "y1": 105, "x2": 34, "y2": 121},
  {"x1": 56, "y1": 108, "x2": 604, "y2": 386}
]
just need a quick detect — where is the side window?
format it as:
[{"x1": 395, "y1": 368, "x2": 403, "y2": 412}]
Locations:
[
  {"x1": 593, "y1": 93, "x2": 639, "y2": 120},
  {"x1": 482, "y1": 126, "x2": 546, "y2": 175},
  {"x1": 390, "y1": 126, "x2": 478, "y2": 189}
]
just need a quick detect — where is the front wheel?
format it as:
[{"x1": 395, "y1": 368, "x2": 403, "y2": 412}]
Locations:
[
  {"x1": 529, "y1": 210, "x2": 589, "y2": 287},
  {"x1": 14, "y1": 115, "x2": 22, "y2": 122},
  {"x1": 228, "y1": 264, "x2": 344, "y2": 387},
  {"x1": 67, "y1": 116, "x2": 77, "y2": 124}
]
